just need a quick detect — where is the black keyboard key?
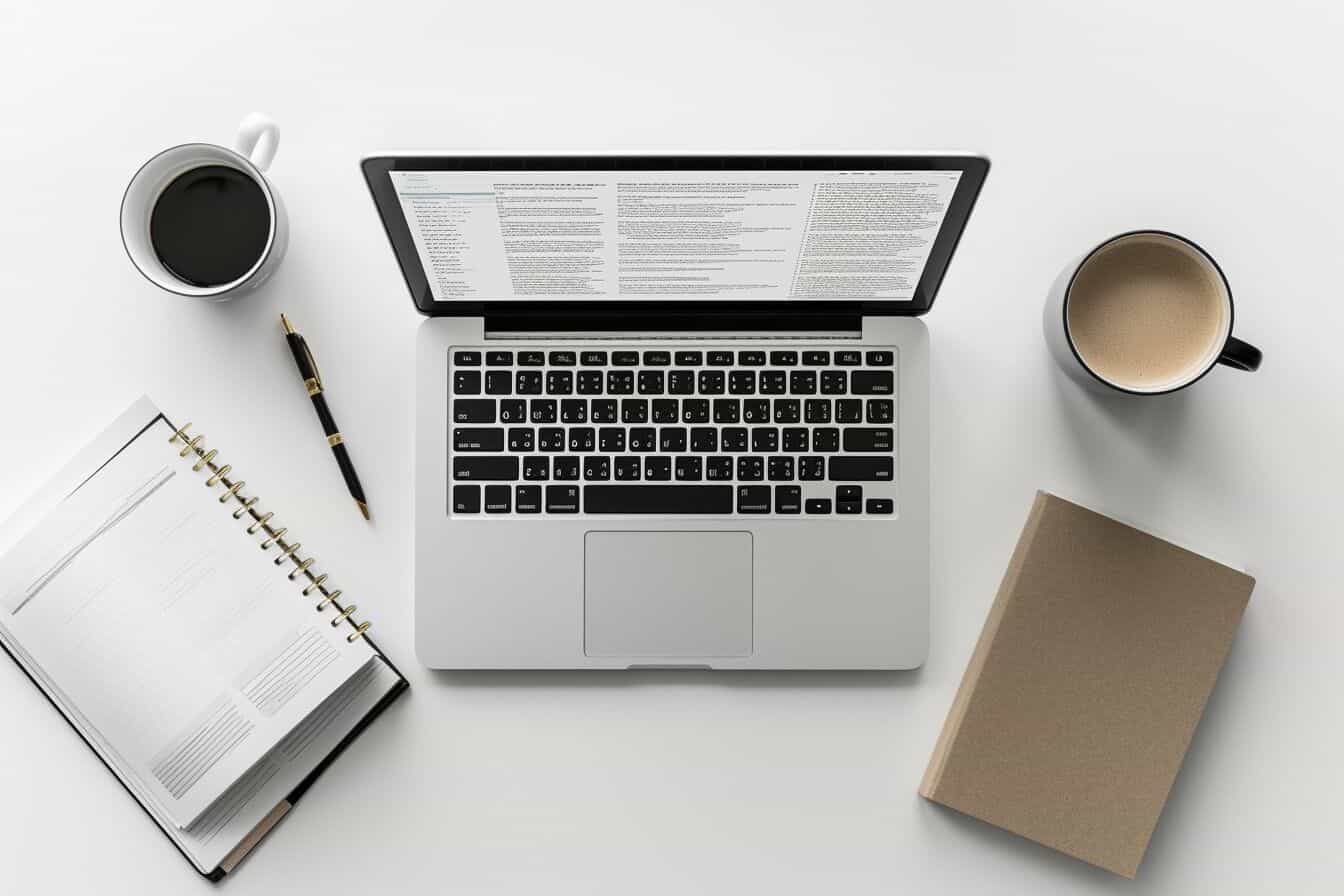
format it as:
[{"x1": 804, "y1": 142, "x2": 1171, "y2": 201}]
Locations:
[
  {"x1": 486, "y1": 351, "x2": 513, "y2": 366},
  {"x1": 759, "y1": 371, "x2": 787, "y2": 394},
  {"x1": 629, "y1": 428, "x2": 656, "y2": 451},
  {"x1": 484, "y1": 485, "x2": 511, "y2": 513},
  {"x1": 682, "y1": 399, "x2": 710, "y2": 424},
  {"x1": 577, "y1": 371, "x2": 603, "y2": 394},
  {"x1": 775, "y1": 485, "x2": 802, "y2": 514},
  {"x1": 591, "y1": 399, "x2": 618, "y2": 423},
  {"x1": 729, "y1": 371, "x2": 756, "y2": 394},
  {"x1": 644, "y1": 456, "x2": 672, "y2": 481},
  {"x1": 598, "y1": 428, "x2": 626, "y2": 452},
  {"x1": 452, "y1": 456, "x2": 518, "y2": 481},
  {"x1": 453, "y1": 370, "x2": 481, "y2": 394},
  {"x1": 706, "y1": 456, "x2": 733, "y2": 480},
  {"x1": 866, "y1": 498, "x2": 894, "y2": 514},
  {"x1": 843, "y1": 428, "x2": 894, "y2": 452},
  {"x1": 516, "y1": 371, "x2": 543, "y2": 394},
  {"x1": 583, "y1": 456, "x2": 610, "y2": 481},
  {"x1": 485, "y1": 371, "x2": 511, "y2": 394},
  {"x1": 738, "y1": 351, "x2": 765, "y2": 366},
  {"x1": 518, "y1": 351, "x2": 545, "y2": 366},
  {"x1": 837, "y1": 500, "x2": 862, "y2": 515},
  {"x1": 799, "y1": 456, "x2": 825, "y2": 480},
  {"x1": 836, "y1": 399, "x2": 863, "y2": 423},
  {"x1": 835, "y1": 350, "x2": 862, "y2": 366},
  {"x1": 549, "y1": 351, "x2": 576, "y2": 366},
  {"x1": 453, "y1": 484, "x2": 480, "y2": 513},
  {"x1": 690, "y1": 428, "x2": 717, "y2": 452},
  {"x1": 736, "y1": 485, "x2": 770, "y2": 513},
  {"x1": 707, "y1": 350, "x2": 734, "y2": 366},
  {"x1": 659, "y1": 427, "x2": 687, "y2": 452},
  {"x1": 515, "y1": 485, "x2": 541, "y2": 513},
  {"x1": 837, "y1": 485, "x2": 863, "y2": 501},
  {"x1": 453, "y1": 399, "x2": 495, "y2": 423},
  {"x1": 829, "y1": 457, "x2": 894, "y2": 481},
  {"x1": 586, "y1": 484, "x2": 731, "y2": 513},
  {"x1": 866, "y1": 399, "x2": 894, "y2": 423},
  {"x1": 773, "y1": 399, "x2": 800, "y2": 424},
  {"x1": 698, "y1": 370, "x2": 725, "y2": 394},
  {"x1": 453, "y1": 351, "x2": 481, "y2": 366},
  {"x1": 560, "y1": 399, "x2": 587, "y2": 423},
  {"x1": 789, "y1": 371, "x2": 816, "y2": 394},
  {"x1": 865, "y1": 350, "x2": 894, "y2": 366},
  {"x1": 769, "y1": 350, "x2": 798, "y2": 366},
  {"x1": 713, "y1": 399, "x2": 740, "y2": 423},
  {"x1": 553, "y1": 456, "x2": 580, "y2": 480},
  {"x1": 499, "y1": 399, "x2": 527, "y2": 423},
  {"x1": 782, "y1": 428, "x2": 808, "y2": 452},
  {"x1": 643, "y1": 350, "x2": 671, "y2": 366},
  {"x1": 638, "y1": 371, "x2": 665, "y2": 394},
  {"x1": 805, "y1": 498, "x2": 831, "y2": 514},
  {"x1": 614, "y1": 456, "x2": 641, "y2": 480},
  {"x1": 581, "y1": 351, "x2": 608, "y2": 366},
  {"x1": 607, "y1": 370, "x2": 635, "y2": 394},
  {"x1": 742, "y1": 399, "x2": 770, "y2": 423},
  {"x1": 721, "y1": 427, "x2": 748, "y2": 452},
  {"x1": 523, "y1": 456, "x2": 549, "y2": 480},
  {"x1": 767, "y1": 456, "x2": 794, "y2": 481},
  {"x1": 622, "y1": 398, "x2": 649, "y2": 424},
  {"x1": 652, "y1": 399, "x2": 679, "y2": 423},
  {"x1": 545, "y1": 485, "x2": 580, "y2": 513},
  {"x1": 568, "y1": 428, "x2": 595, "y2": 452},
  {"x1": 668, "y1": 370, "x2": 695, "y2": 394},
  {"x1": 453, "y1": 428, "x2": 504, "y2": 452},
  {"x1": 546, "y1": 371, "x2": 573, "y2": 395},
  {"x1": 820, "y1": 371, "x2": 847, "y2": 394},
  {"x1": 804, "y1": 399, "x2": 831, "y2": 424},
  {"x1": 529, "y1": 399, "x2": 557, "y2": 423},
  {"x1": 802, "y1": 351, "x2": 829, "y2": 366},
  {"x1": 675, "y1": 351, "x2": 703, "y2": 366},
  {"x1": 612, "y1": 351, "x2": 639, "y2": 366},
  {"x1": 737, "y1": 455, "x2": 764, "y2": 481},
  {"x1": 538, "y1": 428, "x2": 565, "y2": 452},
  {"x1": 851, "y1": 371, "x2": 894, "y2": 395},
  {"x1": 675, "y1": 456, "x2": 703, "y2": 481},
  {"x1": 751, "y1": 427, "x2": 778, "y2": 452},
  {"x1": 813, "y1": 428, "x2": 840, "y2": 452},
  {"x1": 507, "y1": 427, "x2": 534, "y2": 452}
]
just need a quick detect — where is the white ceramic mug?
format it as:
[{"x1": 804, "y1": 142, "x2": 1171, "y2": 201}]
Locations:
[{"x1": 120, "y1": 114, "x2": 288, "y2": 301}]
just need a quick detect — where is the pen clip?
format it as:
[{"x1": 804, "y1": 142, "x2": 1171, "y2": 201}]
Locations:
[{"x1": 299, "y1": 337, "x2": 323, "y2": 390}]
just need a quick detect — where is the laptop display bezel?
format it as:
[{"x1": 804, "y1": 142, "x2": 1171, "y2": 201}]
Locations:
[{"x1": 360, "y1": 154, "x2": 989, "y2": 321}]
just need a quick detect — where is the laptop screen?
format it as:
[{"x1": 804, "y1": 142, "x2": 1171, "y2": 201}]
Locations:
[{"x1": 388, "y1": 169, "x2": 963, "y2": 302}]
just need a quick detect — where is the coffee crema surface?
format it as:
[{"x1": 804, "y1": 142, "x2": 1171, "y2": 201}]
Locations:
[{"x1": 1066, "y1": 235, "x2": 1228, "y2": 391}]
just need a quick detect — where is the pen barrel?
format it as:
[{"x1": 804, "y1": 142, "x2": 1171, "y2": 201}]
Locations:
[
  {"x1": 332, "y1": 443, "x2": 367, "y2": 503},
  {"x1": 285, "y1": 332, "x2": 317, "y2": 381},
  {"x1": 311, "y1": 392, "x2": 339, "y2": 435}
]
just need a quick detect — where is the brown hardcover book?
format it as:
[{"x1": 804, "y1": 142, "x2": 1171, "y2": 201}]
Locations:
[{"x1": 920, "y1": 491, "x2": 1254, "y2": 878}]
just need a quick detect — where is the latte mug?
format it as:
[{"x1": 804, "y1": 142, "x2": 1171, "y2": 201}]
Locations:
[
  {"x1": 120, "y1": 114, "x2": 287, "y2": 301},
  {"x1": 1044, "y1": 230, "x2": 1262, "y2": 394}
]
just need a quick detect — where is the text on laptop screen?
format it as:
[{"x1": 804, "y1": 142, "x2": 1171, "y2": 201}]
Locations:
[{"x1": 388, "y1": 169, "x2": 962, "y2": 301}]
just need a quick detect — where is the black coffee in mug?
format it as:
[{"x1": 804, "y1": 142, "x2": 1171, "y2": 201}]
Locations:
[{"x1": 149, "y1": 165, "x2": 271, "y2": 287}]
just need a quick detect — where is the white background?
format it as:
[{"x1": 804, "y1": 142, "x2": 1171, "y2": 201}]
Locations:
[{"x1": 1, "y1": 1, "x2": 1341, "y2": 892}]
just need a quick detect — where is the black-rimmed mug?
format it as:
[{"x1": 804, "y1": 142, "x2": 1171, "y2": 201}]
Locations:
[{"x1": 1044, "y1": 230, "x2": 1261, "y2": 395}]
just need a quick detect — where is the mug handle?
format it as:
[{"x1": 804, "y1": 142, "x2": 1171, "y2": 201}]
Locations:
[
  {"x1": 235, "y1": 113, "x2": 279, "y2": 172},
  {"x1": 1217, "y1": 336, "x2": 1262, "y2": 372}
]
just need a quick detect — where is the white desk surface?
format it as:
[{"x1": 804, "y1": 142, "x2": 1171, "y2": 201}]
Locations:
[{"x1": 2, "y1": 0, "x2": 1341, "y2": 892}]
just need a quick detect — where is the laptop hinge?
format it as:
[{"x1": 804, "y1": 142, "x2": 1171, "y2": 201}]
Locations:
[{"x1": 484, "y1": 313, "x2": 862, "y2": 340}]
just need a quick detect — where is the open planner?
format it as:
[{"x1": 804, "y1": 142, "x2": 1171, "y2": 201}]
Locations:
[{"x1": 0, "y1": 397, "x2": 407, "y2": 879}]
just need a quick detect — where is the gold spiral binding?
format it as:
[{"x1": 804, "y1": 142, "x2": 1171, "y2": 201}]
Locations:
[{"x1": 167, "y1": 422, "x2": 372, "y2": 643}]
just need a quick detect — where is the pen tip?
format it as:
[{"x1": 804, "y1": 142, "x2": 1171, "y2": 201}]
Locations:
[
  {"x1": 280, "y1": 313, "x2": 295, "y2": 335},
  {"x1": 356, "y1": 500, "x2": 371, "y2": 521}
]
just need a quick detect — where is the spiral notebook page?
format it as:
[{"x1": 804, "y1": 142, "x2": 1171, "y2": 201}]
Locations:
[{"x1": 0, "y1": 411, "x2": 377, "y2": 830}]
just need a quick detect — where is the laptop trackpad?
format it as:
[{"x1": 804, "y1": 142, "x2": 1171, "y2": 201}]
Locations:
[{"x1": 584, "y1": 531, "x2": 752, "y2": 658}]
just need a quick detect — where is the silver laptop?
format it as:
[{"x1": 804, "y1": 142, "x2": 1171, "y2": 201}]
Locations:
[{"x1": 363, "y1": 155, "x2": 988, "y2": 669}]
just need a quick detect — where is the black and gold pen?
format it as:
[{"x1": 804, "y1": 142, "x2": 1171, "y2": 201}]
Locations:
[{"x1": 281, "y1": 313, "x2": 371, "y2": 520}]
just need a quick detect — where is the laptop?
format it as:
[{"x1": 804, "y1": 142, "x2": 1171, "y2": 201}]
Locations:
[{"x1": 362, "y1": 155, "x2": 989, "y2": 669}]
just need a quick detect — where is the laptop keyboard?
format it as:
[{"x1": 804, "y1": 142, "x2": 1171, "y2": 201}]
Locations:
[{"x1": 447, "y1": 346, "x2": 897, "y2": 517}]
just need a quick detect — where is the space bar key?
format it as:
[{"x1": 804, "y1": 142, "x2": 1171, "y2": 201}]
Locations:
[{"x1": 585, "y1": 485, "x2": 733, "y2": 514}]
